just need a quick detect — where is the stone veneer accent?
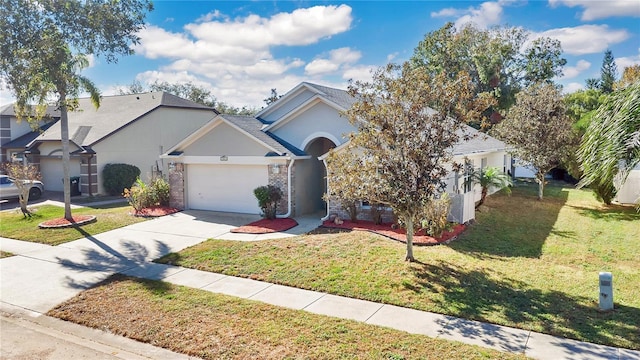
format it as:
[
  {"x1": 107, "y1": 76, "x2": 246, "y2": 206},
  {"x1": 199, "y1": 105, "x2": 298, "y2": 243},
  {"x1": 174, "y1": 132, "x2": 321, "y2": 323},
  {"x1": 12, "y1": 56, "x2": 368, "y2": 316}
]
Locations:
[
  {"x1": 168, "y1": 162, "x2": 185, "y2": 210},
  {"x1": 328, "y1": 195, "x2": 395, "y2": 223}
]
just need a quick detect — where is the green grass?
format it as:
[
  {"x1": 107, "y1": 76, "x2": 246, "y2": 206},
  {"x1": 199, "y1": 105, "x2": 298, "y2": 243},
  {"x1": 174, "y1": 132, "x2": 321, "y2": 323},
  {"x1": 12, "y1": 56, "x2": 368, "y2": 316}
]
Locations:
[
  {"x1": 158, "y1": 182, "x2": 640, "y2": 349},
  {"x1": 0, "y1": 204, "x2": 146, "y2": 245},
  {"x1": 0, "y1": 251, "x2": 14, "y2": 258},
  {"x1": 49, "y1": 275, "x2": 526, "y2": 359}
]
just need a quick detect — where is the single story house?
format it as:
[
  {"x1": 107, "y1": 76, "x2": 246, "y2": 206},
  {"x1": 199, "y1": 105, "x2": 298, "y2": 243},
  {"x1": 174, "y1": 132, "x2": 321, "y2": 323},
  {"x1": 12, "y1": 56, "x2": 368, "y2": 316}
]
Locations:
[
  {"x1": 163, "y1": 82, "x2": 509, "y2": 223},
  {"x1": 23, "y1": 92, "x2": 217, "y2": 194}
]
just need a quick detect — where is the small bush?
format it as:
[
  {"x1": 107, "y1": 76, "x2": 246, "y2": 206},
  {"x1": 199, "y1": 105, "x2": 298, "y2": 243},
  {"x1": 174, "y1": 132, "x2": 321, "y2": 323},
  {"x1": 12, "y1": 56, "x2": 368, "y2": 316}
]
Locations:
[
  {"x1": 369, "y1": 203, "x2": 386, "y2": 225},
  {"x1": 254, "y1": 185, "x2": 283, "y2": 220},
  {"x1": 123, "y1": 177, "x2": 170, "y2": 213},
  {"x1": 420, "y1": 194, "x2": 452, "y2": 238},
  {"x1": 103, "y1": 163, "x2": 140, "y2": 196}
]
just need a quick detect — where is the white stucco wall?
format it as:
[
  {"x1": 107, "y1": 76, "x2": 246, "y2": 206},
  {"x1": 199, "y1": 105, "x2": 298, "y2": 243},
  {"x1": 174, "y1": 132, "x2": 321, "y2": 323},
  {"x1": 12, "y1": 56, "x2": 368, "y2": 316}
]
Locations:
[
  {"x1": 10, "y1": 118, "x2": 39, "y2": 139},
  {"x1": 93, "y1": 107, "x2": 214, "y2": 194},
  {"x1": 185, "y1": 122, "x2": 270, "y2": 156},
  {"x1": 270, "y1": 101, "x2": 355, "y2": 151},
  {"x1": 616, "y1": 167, "x2": 640, "y2": 205}
]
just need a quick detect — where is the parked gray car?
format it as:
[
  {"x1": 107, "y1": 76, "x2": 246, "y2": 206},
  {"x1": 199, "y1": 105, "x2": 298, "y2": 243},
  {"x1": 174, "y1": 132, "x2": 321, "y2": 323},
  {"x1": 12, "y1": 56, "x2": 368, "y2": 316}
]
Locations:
[{"x1": 0, "y1": 175, "x2": 44, "y2": 200}]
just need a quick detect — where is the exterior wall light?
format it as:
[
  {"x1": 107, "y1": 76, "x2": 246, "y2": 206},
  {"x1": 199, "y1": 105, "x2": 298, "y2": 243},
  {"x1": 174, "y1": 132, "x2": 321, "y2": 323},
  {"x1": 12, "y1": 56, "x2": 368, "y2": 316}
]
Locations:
[{"x1": 271, "y1": 163, "x2": 280, "y2": 174}]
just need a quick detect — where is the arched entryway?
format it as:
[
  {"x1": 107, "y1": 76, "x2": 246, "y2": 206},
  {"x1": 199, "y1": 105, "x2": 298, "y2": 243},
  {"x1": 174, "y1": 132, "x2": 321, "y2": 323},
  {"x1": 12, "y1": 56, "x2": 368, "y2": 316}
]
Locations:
[{"x1": 294, "y1": 137, "x2": 336, "y2": 216}]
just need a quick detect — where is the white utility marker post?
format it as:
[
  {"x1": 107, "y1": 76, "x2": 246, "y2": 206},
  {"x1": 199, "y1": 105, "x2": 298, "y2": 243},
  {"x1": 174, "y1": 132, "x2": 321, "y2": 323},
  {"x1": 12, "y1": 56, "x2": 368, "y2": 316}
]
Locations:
[{"x1": 599, "y1": 272, "x2": 613, "y2": 311}]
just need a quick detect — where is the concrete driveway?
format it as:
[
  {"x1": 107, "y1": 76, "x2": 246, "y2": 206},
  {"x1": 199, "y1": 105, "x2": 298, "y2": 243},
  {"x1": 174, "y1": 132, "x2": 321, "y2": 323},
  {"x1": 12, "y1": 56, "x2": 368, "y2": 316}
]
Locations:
[{"x1": 0, "y1": 210, "x2": 320, "y2": 314}]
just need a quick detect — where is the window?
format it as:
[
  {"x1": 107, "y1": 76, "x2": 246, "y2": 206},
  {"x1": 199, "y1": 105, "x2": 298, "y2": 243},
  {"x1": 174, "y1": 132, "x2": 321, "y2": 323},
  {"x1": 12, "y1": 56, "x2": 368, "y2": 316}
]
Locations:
[{"x1": 481, "y1": 157, "x2": 487, "y2": 170}]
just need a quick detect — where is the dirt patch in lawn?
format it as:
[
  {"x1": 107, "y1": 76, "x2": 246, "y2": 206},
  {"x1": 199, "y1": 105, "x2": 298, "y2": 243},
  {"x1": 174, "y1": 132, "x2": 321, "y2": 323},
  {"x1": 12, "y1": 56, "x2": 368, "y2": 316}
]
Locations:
[
  {"x1": 231, "y1": 218, "x2": 298, "y2": 234},
  {"x1": 132, "y1": 206, "x2": 180, "y2": 217},
  {"x1": 38, "y1": 215, "x2": 97, "y2": 229},
  {"x1": 321, "y1": 220, "x2": 465, "y2": 245}
]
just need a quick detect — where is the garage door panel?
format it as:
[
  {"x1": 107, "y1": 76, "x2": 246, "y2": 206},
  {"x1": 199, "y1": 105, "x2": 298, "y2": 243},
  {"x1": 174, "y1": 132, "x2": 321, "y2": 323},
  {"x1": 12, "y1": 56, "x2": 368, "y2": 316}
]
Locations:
[
  {"x1": 40, "y1": 158, "x2": 81, "y2": 192},
  {"x1": 187, "y1": 164, "x2": 268, "y2": 214}
]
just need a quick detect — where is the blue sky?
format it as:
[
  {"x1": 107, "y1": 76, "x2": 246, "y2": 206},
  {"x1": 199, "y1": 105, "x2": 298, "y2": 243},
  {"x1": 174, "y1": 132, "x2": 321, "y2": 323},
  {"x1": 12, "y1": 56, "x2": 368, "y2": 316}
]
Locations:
[{"x1": 4, "y1": 0, "x2": 639, "y2": 108}]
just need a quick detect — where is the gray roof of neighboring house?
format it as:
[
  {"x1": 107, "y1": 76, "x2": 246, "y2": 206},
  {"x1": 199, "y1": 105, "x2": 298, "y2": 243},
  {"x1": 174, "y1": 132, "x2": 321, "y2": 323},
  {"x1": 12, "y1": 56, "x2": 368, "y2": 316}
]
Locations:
[
  {"x1": 303, "y1": 82, "x2": 357, "y2": 110},
  {"x1": 0, "y1": 103, "x2": 60, "y2": 118},
  {"x1": 453, "y1": 125, "x2": 506, "y2": 155},
  {"x1": 29, "y1": 92, "x2": 216, "y2": 147},
  {"x1": 220, "y1": 114, "x2": 306, "y2": 156},
  {"x1": 1, "y1": 121, "x2": 58, "y2": 149}
]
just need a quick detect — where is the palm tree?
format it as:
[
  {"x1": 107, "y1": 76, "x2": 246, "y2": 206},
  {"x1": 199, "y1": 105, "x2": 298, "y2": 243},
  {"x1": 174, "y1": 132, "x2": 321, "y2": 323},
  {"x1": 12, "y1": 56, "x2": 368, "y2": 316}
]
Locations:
[
  {"x1": 578, "y1": 83, "x2": 640, "y2": 206},
  {"x1": 471, "y1": 166, "x2": 512, "y2": 209}
]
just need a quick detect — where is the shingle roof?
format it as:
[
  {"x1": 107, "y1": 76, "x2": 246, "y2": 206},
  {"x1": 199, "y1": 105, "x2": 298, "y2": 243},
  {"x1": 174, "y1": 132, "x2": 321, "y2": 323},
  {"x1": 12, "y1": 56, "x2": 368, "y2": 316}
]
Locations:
[
  {"x1": 303, "y1": 82, "x2": 356, "y2": 110},
  {"x1": 1, "y1": 121, "x2": 57, "y2": 149},
  {"x1": 453, "y1": 125, "x2": 507, "y2": 155},
  {"x1": 220, "y1": 114, "x2": 306, "y2": 156},
  {"x1": 0, "y1": 103, "x2": 60, "y2": 118},
  {"x1": 30, "y1": 92, "x2": 215, "y2": 146}
]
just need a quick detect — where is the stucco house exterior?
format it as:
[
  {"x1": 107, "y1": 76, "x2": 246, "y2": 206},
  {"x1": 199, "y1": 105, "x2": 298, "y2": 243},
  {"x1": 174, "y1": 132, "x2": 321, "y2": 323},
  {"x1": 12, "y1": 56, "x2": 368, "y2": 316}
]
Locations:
[
  {"x1": 164, "y1": 82, "x2": 509, "y2": 223},
  {"x1": 23, "y1": 92, "x2": 217, "y2": 195}
]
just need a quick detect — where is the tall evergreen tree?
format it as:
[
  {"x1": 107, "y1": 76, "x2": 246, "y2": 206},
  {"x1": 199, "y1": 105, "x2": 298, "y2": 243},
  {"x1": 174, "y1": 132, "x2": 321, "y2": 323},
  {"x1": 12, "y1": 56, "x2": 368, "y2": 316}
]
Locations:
[{"x1": 600, "y1": 50, "x2": 618, "y2": 94}]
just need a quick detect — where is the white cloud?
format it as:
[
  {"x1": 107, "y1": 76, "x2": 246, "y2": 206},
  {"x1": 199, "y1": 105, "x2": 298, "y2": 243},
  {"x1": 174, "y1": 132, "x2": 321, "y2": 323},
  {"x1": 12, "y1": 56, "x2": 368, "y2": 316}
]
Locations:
[
  {"x1": 129, "y1": 5, "x2": 354, "y2": 107},
  {"x1": 342, "y1": 65, "x2": 376, "y2": 83},
  {"x1": 561, "y1": 59, "x2": 591, "y2": 79},
  {"x1": 563, "y1": 82, "x2": 584, "y2": 93},
  {"x1": 386, "y1": 52, "x2": 399, "y2": 62},
  {"x1": 536, "y1": 25, "x2": 630, "y2": 55},
  {"x1": 616, "y1": 48, "x2": 640, "y2": 70},
  {"x1": 305, "y1": 47, "x2": 361, "y2": 76},
  {"x1": 195, "y1": 10, "x2": 222, "y2": 23},
  {"x1": 431, "y1": 1, "x2": 511, "y2": 29},
  {"x1": 549, "y1": 0, "x2": 640, "y2": 21}
]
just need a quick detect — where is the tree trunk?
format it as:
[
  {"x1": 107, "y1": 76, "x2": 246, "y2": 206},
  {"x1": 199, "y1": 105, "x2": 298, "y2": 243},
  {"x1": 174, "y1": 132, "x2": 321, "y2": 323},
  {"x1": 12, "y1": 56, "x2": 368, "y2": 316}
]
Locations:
[
  {"x1": 59, "y1": 91, "x2": 73, "y2": 220},
  {"x1": 476, "y1": 187, "x2": 488, "y2": 209},
  {"x1": 536, "y1": 174, "x2": 545, "y2": 200},
  {"x1": 18, "y1": 193, "x2": 31, "y2": 217},
  {"x1": 405, "y1": 217, "x2": 415, "y2": 262}
]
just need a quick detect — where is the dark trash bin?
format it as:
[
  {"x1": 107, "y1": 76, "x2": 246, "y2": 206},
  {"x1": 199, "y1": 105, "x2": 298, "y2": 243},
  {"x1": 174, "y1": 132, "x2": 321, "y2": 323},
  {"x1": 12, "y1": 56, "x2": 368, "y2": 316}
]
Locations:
[{"x1": 70, "y1": 176, "x2": 81, "y2": 196}]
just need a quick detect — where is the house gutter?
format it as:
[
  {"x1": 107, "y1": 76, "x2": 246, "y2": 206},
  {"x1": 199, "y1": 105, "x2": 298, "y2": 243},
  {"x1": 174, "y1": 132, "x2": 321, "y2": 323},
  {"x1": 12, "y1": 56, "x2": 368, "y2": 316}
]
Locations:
[{"x1": 277, "y1": 158, "x2": 295, "y2": 218}]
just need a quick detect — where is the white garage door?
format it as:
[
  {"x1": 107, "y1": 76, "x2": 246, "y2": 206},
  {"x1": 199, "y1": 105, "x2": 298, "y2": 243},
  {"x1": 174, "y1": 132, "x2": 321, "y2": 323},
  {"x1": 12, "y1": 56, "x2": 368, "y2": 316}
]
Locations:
[
  {"x1": 187, "y1": 164, "x2": 268, "y2": 214},
  {"x1": 39, "y1": 158, "x2": 81, "y2": 192}
]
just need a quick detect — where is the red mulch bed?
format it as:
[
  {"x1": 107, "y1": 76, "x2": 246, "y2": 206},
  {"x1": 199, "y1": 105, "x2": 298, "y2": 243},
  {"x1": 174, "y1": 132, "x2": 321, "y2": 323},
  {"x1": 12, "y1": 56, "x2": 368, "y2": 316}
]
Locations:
[
  {"x1": 231, "y1": 218, "x2": 298, "y2": 234},
  {"x1": 321, "y1": 220, "x2": 466, "y2": 246},
  {"x1": 133, "y1": 206, "x2": 180, "y2": 217},
  {"x1": 39, "y1": 215, "x2": 97, "y2": 229}
]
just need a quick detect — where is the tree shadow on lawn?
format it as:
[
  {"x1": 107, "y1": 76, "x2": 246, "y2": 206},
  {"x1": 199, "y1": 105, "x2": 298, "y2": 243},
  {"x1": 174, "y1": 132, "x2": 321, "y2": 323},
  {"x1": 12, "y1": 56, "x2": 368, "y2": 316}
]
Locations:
[
  {"x1": 57, "y1": 225, "x2": 174, "y2": 294},
  {"x1": 567, "y1": 204, "x2": 640, "y2": 222},
  {"x1": 408, "y1": 260, "x2": 640, "y2": 349},
  {"x1": 449, "y1": 185, "x2": 570, "y2": 259}
]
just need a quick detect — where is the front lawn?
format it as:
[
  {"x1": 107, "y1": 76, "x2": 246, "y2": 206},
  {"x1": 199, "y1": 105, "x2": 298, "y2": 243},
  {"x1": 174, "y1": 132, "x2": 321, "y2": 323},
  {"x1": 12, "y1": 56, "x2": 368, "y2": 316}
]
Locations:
[
  {"x1": 0, "y1": 251, "x2": 14, "y2": 258},
  {"x1": 0, "y1": 204, "x2": 146, "y2": 245},
  {"x1": 49, "y1": 275, "x2": 525, "y2": 360},
  {"x1": 158, "y1": 182, "x2": 640, "y2": 349}
]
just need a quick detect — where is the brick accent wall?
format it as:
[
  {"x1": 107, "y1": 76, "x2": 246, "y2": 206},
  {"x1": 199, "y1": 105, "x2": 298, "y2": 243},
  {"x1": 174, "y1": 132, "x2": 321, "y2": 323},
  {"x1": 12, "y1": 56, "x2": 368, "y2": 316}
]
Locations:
[
  {"x1": 80, "y1": 156, "x2": 98, "y2": 195},
  {"x1": 168, "y1": 162, "x2": 185, "y2": 210},
  {"x1": 268, "y1": 162, "x2": 289, "y2": 216}
]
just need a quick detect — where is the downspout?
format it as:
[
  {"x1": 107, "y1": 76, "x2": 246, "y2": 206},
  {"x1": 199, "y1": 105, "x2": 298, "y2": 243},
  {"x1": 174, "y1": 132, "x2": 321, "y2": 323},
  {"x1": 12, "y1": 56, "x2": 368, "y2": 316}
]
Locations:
[
  {"x1": 277, "y1": 158, "x2": 295, "y2": 218},
  {"x1": 321, "y1": 158, "x2": 330, "y2": 221}
]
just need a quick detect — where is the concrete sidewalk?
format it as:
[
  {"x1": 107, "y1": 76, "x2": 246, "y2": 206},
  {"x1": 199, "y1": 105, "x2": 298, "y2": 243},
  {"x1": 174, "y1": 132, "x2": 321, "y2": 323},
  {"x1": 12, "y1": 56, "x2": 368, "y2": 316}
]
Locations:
[{"x1": 1, "y1": 211, "x2": 638, "y2": 360}]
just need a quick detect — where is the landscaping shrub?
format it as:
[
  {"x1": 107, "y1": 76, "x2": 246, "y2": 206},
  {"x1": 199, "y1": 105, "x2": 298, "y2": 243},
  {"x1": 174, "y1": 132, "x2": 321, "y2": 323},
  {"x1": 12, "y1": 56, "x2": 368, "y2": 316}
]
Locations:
[
  {"x1": 254, "y1": 185, "x2": 283, "y2": 220},
  {"x1": 103, "y1": 163, "x2": 140, "y2": 196},
  {"x1": 123, "y1": 177, "x2": 170, "y2": 213},
  {"x1": 369, "y1": 203, "x2": 386, "y2": 225},
  {"x1": 420, "y1": 193, "x2": 452, "y2": 238}
]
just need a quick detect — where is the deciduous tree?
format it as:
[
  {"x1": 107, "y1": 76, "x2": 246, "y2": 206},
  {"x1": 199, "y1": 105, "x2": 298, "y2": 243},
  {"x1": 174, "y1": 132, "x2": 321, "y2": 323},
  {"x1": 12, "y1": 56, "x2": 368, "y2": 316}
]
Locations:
[
  {"x1": 1, "y1": 163, "x2": 41, "y2": 217},
  {"x1": 0, "y1": 0, "x2": 152, "y2": 220},
  {"x1": 615, "y1": 65, "x2": 640, "y2": 90},
  {"x1": 492, "y1": 83, "x2": 573, "y2": 200},
  {"x1": 327, "y1": 62, "x2": 492, "y2": 262}
]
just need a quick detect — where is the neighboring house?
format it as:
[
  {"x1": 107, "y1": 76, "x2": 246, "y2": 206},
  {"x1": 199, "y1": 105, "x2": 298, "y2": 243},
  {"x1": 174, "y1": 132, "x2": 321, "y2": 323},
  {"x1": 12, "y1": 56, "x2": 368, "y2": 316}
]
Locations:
[
  {"x1": 164, "y1": 82, "x2": 509, "y2": 223},
  {"x1": 615, "y1": 163, "x2": 640, "y2": 205},
  {"x1": 22, "y1": 92, "x2": 217, "y2": 194},
  {"x1": 0, "y1": 104, "x2": 59, "y2": 163}
]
